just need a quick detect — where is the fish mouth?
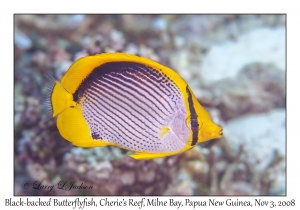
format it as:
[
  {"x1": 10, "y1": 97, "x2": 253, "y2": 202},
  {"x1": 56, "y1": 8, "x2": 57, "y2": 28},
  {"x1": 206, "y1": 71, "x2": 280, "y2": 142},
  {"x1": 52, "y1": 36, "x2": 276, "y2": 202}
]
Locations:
[{"x1": 213, "y1": 126, "x2": 223, "y2": 139}]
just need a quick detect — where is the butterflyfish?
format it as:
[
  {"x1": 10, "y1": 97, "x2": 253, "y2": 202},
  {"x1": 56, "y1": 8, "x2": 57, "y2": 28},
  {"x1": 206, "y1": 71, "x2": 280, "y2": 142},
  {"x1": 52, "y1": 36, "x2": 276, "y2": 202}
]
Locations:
[{"x1": 42, "y1": 53, "x2": 223, "y2": 160}]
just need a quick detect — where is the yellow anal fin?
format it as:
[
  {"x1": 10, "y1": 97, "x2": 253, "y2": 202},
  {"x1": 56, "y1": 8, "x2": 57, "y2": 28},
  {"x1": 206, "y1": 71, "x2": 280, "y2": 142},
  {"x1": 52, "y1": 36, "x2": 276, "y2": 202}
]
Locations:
[
  {"x1": 129, "y1": 152, "x2": 173, "y2": 160},
  {"x1": 78, "y1": 139, "x2": 116, "y2": 148},
  {"x1": 159, "y1": 126, "x2": 170, "y2": 139}
]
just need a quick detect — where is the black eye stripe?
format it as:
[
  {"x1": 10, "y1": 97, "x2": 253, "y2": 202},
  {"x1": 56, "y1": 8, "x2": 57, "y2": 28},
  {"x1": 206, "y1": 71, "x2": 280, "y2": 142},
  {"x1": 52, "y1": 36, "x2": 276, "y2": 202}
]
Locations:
[
  {"x1": 191, "y1": 119, "x2": 199, "y2": 127},
  {"x1": 186, "y1": 86, "x2": 198, "y2": 146}
]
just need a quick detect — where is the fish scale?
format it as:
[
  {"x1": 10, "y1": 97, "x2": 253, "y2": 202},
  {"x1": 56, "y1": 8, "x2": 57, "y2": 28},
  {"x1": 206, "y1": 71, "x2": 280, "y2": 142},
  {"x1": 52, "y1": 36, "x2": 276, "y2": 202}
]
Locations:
[{"x1": 78, "y1": 61, "x2": 185, "y2": 153}]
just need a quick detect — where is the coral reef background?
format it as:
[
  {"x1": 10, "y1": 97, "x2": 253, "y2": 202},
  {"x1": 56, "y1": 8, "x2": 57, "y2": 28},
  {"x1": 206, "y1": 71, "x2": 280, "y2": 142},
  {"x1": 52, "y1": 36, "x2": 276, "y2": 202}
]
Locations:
[{"x1": 14, "y1": 14, "x2": 286, "y2": 196}]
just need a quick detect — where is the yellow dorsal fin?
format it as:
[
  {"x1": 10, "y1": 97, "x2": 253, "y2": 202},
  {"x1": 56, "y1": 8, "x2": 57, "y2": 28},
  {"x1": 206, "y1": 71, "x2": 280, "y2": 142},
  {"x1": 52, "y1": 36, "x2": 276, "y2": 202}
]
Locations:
[{"x1": 60, "y1": 53, "x2": 189, "y2": 96}]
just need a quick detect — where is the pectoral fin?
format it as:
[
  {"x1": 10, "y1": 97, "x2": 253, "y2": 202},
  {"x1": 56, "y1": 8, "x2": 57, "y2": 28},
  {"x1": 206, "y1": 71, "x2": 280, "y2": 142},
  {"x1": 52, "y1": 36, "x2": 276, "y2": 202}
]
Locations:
[{"x1": 159, "y1": 126, "x2": 171, "y2": 139}]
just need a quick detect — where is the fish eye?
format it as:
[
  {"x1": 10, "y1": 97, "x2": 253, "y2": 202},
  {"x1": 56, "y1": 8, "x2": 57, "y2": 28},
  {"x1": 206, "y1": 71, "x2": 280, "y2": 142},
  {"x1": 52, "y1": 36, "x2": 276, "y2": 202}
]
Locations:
[
  {"x1": 191, "y1": 119, "x2": 199, "y2": 127},
  {"x1": 186, "y1": 116, "x2": 201, "y2": 130}
]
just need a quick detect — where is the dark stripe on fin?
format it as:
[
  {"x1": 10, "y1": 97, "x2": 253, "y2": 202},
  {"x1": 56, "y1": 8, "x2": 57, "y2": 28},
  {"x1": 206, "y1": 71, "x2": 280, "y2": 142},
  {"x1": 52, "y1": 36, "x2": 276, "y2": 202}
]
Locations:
[{"x1": 186, "y1": 86, "x2": 198, "y2": 146}]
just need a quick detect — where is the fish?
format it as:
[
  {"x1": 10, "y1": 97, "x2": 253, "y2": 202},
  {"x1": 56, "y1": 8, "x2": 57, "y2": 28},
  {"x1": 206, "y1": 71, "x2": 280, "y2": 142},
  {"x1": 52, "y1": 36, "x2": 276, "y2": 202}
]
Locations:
[{"x1": 41, "y1": 53, "x2": 223, "y2": 160}]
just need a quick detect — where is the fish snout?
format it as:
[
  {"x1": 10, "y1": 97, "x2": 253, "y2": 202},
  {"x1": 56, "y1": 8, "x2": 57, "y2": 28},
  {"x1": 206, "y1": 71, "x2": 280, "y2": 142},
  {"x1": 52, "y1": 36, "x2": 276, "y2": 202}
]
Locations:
[{"x1": 220, "y1": 128, "x2": 223, "y2": 136}]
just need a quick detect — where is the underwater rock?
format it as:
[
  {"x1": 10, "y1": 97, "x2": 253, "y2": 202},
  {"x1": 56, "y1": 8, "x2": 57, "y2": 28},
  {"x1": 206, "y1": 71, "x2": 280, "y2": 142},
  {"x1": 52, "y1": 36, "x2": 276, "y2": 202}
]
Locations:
[
  {"x1": 50, "y1": 45, "x2": 72, "y2": 63},
  {"x1": 199, "y1": 27, "x2": 285, "y2": 85},
  {"x1": 224, "y1": 109, "x2": 285, "y2": 170},
  {"x1": 14, "y1": 83, "x2": 26, "y2": 130},
  {"x1": 211, "y1": 63, "x2": 285, "y2": 121},
  {"x1": 109, "y1": 29, "x2": 126, "y2": 52},
  {"x1": 137, "y1": 170, "x2": 155, "y2": 183},
  {"x1": 119, "y1": 171, "x2": 135, "y2": 186},
  {"x1": 79, "y1": 35, "x2": 103, "y2": 55},
  {"x1": 181, "y1": 145, "x2": 204, "y2": 161},
  {"x1": 68, "y1": 15, "x2": 85, "y2": 28},
  {"x1": 137, "y1": 44, "x2": 160, "y2": 61},
  {"x1": 15, "y1": 29, "x2": 32, "y2": 50},
  {"x1": 77, "y1": 30, "x2": 126, "y2": 55},
  {"x1": 17, "y1": 115, "x2": 71, "y2": 169},
  {"x1": 53, "y1": 61, "x2": 73, "y2": 80},
  {"x1": 265, "y1": 160, "x2": 286, "y2": 195},
  {"x1": 121, "y1": 15, "x2": 153, "y2": 35},
  {"x1": 21, "y1": 96, "x2": 40, "y2": 126},
  {"x1": 27, "y1": 163, "x2": 48, "y2": 181},
  {"x1": 164, "y1": 169, "x2": 195, "y2": 195},
  {"x1": 14, "y1": 29, "x2": 32, "y2": 60},
  {"x1": 185, "y1": 160, "x2": 209, "y2": 176},
  {"x1": 169, "y1": 48, "x2": 205, "y2": 99},
  {"x1": 61, "y1": 149, "x2": 174, "y2": 195},
  {"x1": 223, "y1": 108, "x2": 285, "y2": 195},
  {"x1": 15, "y1": 15, "x2": 85, "y2": 34},
  {"x1": 124, "y1": 43, "x2": 139, "y2": 55},
  {"x1": 31, "y1": 51, "x2": 51, "y2": 68},
  {"x1": 152, "y1": 17, "x2": 167, "y2": 32},
  {"x1": 164, "y1": 147, "x2": 208, "y2": 195},
  {"x1": 170, "y1": 15, "x2": 223, "y2": 36},
  {"x1": 170, "y1": 49, "x2": 195, "y2": 81}
]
